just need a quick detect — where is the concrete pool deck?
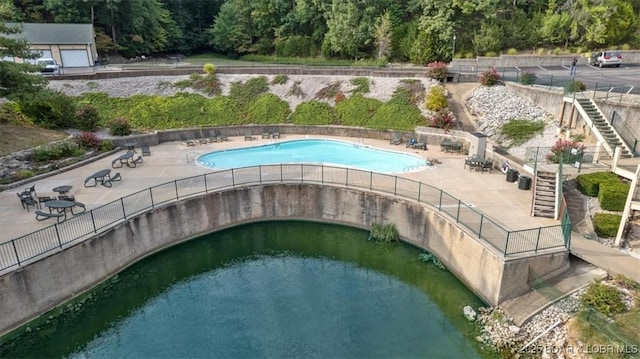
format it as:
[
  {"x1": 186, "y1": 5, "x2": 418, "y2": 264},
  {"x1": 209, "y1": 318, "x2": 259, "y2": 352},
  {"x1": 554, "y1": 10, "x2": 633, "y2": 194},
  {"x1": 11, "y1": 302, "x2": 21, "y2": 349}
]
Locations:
[
  {"x1": 0, "y1": 134, "x2": 560, "y2": 244},
  {"x1": 2, "y1": 133, "x2": 640, "y2": 326}
]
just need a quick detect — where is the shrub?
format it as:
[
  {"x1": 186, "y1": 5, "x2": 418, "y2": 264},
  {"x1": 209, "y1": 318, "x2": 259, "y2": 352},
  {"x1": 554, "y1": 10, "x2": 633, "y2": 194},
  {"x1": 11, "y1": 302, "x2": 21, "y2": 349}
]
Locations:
[
  {"x1": 545, "y1": 139, "x2": 586, "y2": 164},
  {"x1": 519, "y1": 71, "x2": 537, "y2": 85},
  {"x1": 428, "y1": 110, "x2": 455, "y2": 131},
  {"x1": 598, "y1": 181, "x2": 630, "y2": 211},
  {"x1": 424, "y1": 85, "x2": 448, "y2": 111},
  {"x1": 576, "y1": 172, "x2": 620, "y2": 197},
  {"x1": 74, "y1": 131, "x2": 101, "y2": 149},
  {"x1": 507, "y1": 48, "x2": 518, "y2": 55},
  {"x1": 485, "y1": 51, "x2": 497, "y2": 57},
  {"x1": 480, "y1": 68, "x2": 501, "y2": 86},
  {"x1": 315, "y1": 82, "x2": 342, "y2": 100},
  {"x1": 290, "y1": 100, "x2": 337, "y2": 125},
  {"x1": 552, "y1": 47, "x2": 562, "y2": 55},
  {"x1": 109, "y1": 117, "x2": 132, "y2": 136},
  {"x1": 32, "y1": 141, "x2": 84, "y2": 162},
  {"x1": 370, "y1": 102, "x2": 425, "y2": 131},
  {"x1": 287, "y1": 81, "x2": 305, "y2": 98},
  {"x1": 100, "y1": 140, "x2": 116, "y2": 152},
  {"x1": 335, "y1": 94, "x2": 383, "y2": 127},
  {"x1": 75, "y1": 104, "x2": 101, "y2": 131},
  {"x1": 174, "y1": 73, "x2": 222, "y2": 96},
  {"x1": 203, "y1": 97, "x2": 244, "y2": 125},
  {"x1": 393, "y1": 79, "x2": 425, "y2": 105},
  {"x1": 581, "y1": 280, "x2": 625, "y2": 315},
  {"x1": 565, "y1": 80, "x2": 586, "y2": 93},
  {"x1": 368, "y1": 223, "x2": 399, "y2": 242},
  {"x1": 464, "y1": 52, "x2": 474, "y2": 59},
  {"x1": 424, "y1": 61, "x2": 449, "y2": 82},
  {"x1": 14, "y1": 169, "x2": 35, "y2": 180},
  {"x1": 229, "y1": 76, "x2": 269, "y2": 108},
  {"x1": 18, "y1": 89, "x2": 77, "y2": 129},
  {"x1": 349, "y1": 77, "x2": 370, "y2": 94},
  {"x1": 593, "y1": 213, "x2": 622, "y2": 238},
  {"x1": 500, "y1": 119, "x2": 545, "y2": 146},
  {"x1": 334, "y1": 90, "x2": 346, "y2": 104},
  {"x1": 0, "y1": 101, "x2": 32, "y2": 125},
  {"x1": 612, "y1": 274, "x2": 638, "y2": 290},
  {"x1": 271, "y1": 75, "x2": 288, "y2": 85},
  {"x1": 247, "y1": 93, "x2": 291, "y2": 124},
  {"x1": 203, "y1": 63, "x2": 216, "y2": 75}
]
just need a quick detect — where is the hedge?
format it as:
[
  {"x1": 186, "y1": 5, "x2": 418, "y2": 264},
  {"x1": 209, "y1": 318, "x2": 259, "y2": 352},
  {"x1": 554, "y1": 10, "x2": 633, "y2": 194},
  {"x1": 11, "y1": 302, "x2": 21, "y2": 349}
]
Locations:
[
  {"x1": 598, "y1": 181, "x2": 630, "y2": 211},
  {"x1": 576, "y1": 172, "x2": 620, "y2": 197},
  {"x1": 335, "y1": 94, "x2": 382, "y2": 127},
  {"x1": 593, "y1": 213, "x2": 622, "y2": 238},
  {"x1": 369, "y1": 102, "x2": 426, "y2": 130},
  {"x1": 290, "y1": 100, "x2": 337, "y2": 125},
  {"x1": 247, "y1": 93, "x2": 291, "y2": 124}
]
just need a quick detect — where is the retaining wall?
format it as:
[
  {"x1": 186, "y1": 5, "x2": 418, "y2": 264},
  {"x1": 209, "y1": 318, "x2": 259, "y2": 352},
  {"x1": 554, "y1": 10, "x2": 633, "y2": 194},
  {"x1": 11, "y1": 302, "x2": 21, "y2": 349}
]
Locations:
[{"x1": 0, "y1": 184, "x2": 569, "y2": 337}]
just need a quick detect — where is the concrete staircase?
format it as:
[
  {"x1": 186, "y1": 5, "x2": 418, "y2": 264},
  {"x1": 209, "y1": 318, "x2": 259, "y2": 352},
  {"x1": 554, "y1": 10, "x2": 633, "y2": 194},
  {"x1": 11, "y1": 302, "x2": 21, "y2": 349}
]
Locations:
[
  {"x1": 532, "y1": 170, "x2": 556, "y2": 218},
  {"x1": 575, "y1": 98, "x2": 632, "y2": 158}
]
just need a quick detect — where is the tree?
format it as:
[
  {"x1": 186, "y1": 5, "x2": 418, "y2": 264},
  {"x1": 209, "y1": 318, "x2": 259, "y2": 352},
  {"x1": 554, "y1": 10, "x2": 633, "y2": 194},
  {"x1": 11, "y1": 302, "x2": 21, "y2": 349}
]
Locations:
[
  {"x1": 209, "y1": 0, "x2": 254, "y2": 56},
  {"x1": 0, "y1": 21, "x2": 47, "y2": 98},
  {"x1": 374, "y1": 11, "x2": 392, "y2": 60}
]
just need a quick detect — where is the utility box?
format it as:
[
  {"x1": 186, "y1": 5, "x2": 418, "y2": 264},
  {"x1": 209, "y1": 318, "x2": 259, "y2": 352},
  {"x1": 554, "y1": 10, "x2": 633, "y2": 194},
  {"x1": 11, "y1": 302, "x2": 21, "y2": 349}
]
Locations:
[{"x1": 469, "y1": 132, "x2": 487, "y2": 160}]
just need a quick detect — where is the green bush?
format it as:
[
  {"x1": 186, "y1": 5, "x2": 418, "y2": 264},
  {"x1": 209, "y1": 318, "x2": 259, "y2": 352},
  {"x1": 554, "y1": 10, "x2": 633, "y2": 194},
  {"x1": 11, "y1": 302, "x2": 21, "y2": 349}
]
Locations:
[
  {"x1": 576, "y1": 172, "x2": 620, "y2": 197},
  {"x1": 565, "y1": 80, "x2": 586, "y2": 93},
  {"x1": 202, "y1": 96, "x2": 244, "y2": 125},
  {"x1": 75, "y1": 103, "x2": 101, "y2": 131},
  {"x1": 271, "y1": 75, "x2": 288, "y2": 85},
  {"x1": 175, "y1": 73, "x2": 222, "y2": 96},
  {"x1": 0, "y1": 101, "x2": 32, "y2": 125},
  {"x1": 274, "y1": 35, "x2": 317, "y2": 57},
  {"x1": 424, "y1": 61, "x2": 449, "y2": 82},
  {"x1": 109, "y1": 117, "x2": 132, "y2": 136},
  {"x1": 500, "y1": 119, "x2": 545, "y2": 146},
  {"x1": 480, "y1": 68, "x2": 501, "y2": 86},
  {"x1": 14, "y1": 169, "x2": 35, "y2": 180},
  {"x1": 100, "y1": 140, "x2": 116, "y2": 152},
  {"x1": 394, "y1": 79, "x2": 425, "y2": 105},
  {"x1": 598, "y1": 181, "x2": 629, "y2": 211},
  {"x1": 593, "y1": 213, "x2": 622, "y2": 238},
  {"x1": 335, "y1": 94, "x2": 382, "y2": 127},
  {"x1": 290, "y1": 100, "x2": 337, "y2": 125},
  {"x1": 349, "y1": 77, "x2": 370, "y2": 95},
  {"x1": 506, "y1": 48, "x2": 518, "y2": 55},
  {"x1": 247, "y1": 93, "x2": 291, "y2": 124},
  {"x1": 229, "y1": 77, "x2": 269, "y2": 108},
  {"x1": 581, "y1": 280, "x2": 625, "y2": 315},
  {"x1": 203, "y1": 63, "x2": 216, "y2": 75},
  {"x1": 32, "y1": 141, "x2": 84, "y2": 162},
  {"x1": 369, "y1": 102, "x2": 425, "y2": 131},
  {"x1": 18, "y1": 89, "x2": 77, "y2": 129},
  {"x1": 519, "y1": 71, "x2": 537, "y2": 85},
  {"x1": 368, "y1": 223, "x2": 399, "y2": 242},
  {"x1": 424, "y1": 85, "x2": 448, "y2": 111}
]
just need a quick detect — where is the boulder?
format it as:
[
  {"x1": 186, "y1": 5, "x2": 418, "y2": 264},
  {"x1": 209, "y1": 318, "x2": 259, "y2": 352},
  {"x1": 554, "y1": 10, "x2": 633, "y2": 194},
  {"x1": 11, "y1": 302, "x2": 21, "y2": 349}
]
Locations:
[{"x1": 463, "y1": 305, "x2": 477, "y2": 321}]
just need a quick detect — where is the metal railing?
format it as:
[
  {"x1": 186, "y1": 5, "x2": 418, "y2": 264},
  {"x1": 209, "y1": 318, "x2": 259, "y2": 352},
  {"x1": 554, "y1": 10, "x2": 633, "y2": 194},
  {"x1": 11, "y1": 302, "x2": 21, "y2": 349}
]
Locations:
[
  {"x1": 611, "y1": 111, "x2": 640, "y2": 157},
  {"x1": 525, "y1": 145, "x2": 612, "y2": 169},
  {"x1": 0, "y1": 164, "x2": 570, "y2": 272}
]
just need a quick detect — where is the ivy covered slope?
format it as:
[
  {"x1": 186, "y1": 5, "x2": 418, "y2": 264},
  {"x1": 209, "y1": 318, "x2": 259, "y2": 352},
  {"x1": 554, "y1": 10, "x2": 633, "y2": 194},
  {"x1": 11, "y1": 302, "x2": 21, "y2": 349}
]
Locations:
[{"x1": 72, "y1": 74, "x2": 444, "y2": 132}]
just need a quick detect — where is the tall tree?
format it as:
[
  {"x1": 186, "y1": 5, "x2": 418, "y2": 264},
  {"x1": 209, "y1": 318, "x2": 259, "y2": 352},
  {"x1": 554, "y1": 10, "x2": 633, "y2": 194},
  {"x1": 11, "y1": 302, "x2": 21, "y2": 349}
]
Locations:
[
  {"x1": 209, "y1": 0, "x2": 254, "y2": 56},
  {"x1": 0, "y1": 20, "x2": 47, "y2": 98},
  {"x1": 374, "y1": 10, "x2": 392, "y2": 60},
  {"x1": 324, "y1": 0, "x2": 384, "y2": 59}
]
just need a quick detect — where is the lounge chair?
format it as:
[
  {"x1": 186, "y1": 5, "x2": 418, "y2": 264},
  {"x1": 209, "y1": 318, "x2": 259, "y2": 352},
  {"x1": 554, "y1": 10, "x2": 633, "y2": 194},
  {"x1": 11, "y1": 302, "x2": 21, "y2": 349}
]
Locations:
[
  {"x1": 141, "y1": 145, "x2": 151, "y2": 156},
  {"x1": 272, "y1": 130, "x2": 280, "y2": 139},
  {"x1": 179, "y1": 133, "x2": 196, "y2": 147},
  {"x1": 244, "y1": 132, "x2": 255, "y2": 141},
  {"x1": 390, "y1": 132, "x2": 402, "y2": 145},
  {"x1": 414, "y1": 135, "x2": 427, "y2": 150},
  {"x1": 213, "y1": 129, "x2": 228, "y2": 142},
  {"x1": 262, "y1": 131, "x2": 270, "y2": 139}
]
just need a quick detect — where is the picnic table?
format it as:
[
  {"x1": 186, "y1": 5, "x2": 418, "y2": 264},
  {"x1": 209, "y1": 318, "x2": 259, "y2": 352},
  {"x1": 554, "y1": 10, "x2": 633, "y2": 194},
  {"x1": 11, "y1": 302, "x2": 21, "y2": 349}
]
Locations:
[
  {"x1": 112, "y1": 151, "x2": 135, "y2": 168},
  {"x1": 43, "y1": 200, "x2": 75, "y2": 221},
  {"x1": 84, "y1": 169, "x2": 112, "y2": 187},
  {"x1": 123, "y1": 142, "x2": 138, "y2": 153},
  {"x1": 52, "y1": 185, "x2": 72, "y2": 195}
]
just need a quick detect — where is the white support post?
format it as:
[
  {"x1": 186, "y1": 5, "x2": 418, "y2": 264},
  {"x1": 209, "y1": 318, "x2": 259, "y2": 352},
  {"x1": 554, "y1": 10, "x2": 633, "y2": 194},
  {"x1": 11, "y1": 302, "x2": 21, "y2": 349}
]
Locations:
[{"x1": 615, "y1": 164, "x2": 640, "y2": 247}]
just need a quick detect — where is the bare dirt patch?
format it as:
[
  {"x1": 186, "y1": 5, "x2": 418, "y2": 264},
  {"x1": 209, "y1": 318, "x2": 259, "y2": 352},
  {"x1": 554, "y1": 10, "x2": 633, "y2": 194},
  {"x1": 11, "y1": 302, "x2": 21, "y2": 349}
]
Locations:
[{"x1": 0, "y1": 125, "x2": 68, "y2": 156}]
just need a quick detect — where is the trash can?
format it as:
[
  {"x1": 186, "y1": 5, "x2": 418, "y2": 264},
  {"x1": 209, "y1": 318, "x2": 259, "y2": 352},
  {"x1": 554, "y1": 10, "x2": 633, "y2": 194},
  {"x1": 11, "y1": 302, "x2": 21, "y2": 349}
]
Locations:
[
  {"x1": 506, "y1": 169, "x2": 518, "y2": 183},
  {"x1": 518, "y1": 176, "x2": 532, "y2": 190}
]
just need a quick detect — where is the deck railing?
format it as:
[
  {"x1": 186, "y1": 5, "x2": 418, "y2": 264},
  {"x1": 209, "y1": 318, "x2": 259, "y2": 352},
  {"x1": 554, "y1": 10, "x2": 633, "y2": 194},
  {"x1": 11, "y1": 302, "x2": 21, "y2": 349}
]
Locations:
[{"x1": 0, "y1": 164, "x2": 570, "y2": 272}]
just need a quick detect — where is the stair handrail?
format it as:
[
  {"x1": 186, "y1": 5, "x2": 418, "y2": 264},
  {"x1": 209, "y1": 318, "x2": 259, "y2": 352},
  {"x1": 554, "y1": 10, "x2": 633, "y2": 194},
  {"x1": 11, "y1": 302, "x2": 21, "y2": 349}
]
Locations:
[{"x1": 565, "y1": 96, "x2": 616, "y2": 156}]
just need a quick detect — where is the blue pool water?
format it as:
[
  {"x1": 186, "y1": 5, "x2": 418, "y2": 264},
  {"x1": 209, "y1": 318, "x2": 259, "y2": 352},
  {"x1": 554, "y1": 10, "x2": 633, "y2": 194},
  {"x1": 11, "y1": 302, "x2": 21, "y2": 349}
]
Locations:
[{"x1": 197, "y1": 139, "x2": 430, "y2": 173}]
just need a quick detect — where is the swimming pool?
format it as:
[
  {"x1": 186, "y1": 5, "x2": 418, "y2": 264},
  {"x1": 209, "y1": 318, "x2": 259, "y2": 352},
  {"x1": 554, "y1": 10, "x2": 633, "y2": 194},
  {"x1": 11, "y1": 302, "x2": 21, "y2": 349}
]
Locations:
[{"x1": 196, "y1": 139, "x2": 430, "y2": 173}]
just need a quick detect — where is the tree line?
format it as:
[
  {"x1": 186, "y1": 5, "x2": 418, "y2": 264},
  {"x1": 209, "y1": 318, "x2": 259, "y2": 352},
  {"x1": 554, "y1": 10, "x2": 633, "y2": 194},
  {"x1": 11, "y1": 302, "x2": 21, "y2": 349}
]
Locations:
[{"x1": 2, "y1": 0, "x2": 639, "y2": 63}]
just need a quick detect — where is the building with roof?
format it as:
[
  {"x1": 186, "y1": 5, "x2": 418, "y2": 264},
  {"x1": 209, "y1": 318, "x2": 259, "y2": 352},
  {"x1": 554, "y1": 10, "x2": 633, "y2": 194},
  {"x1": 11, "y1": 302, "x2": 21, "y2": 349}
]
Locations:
[{"x1": 2, "y1": 23, "x2": 96, "y2": 68}]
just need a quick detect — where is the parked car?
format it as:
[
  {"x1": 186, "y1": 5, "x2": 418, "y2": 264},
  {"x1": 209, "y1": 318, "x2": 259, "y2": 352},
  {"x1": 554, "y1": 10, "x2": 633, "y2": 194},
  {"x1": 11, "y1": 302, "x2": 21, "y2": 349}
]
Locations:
[
  {"x1": 36, "y1": 58, "x2": 59, "y2": 75},
  {"x1": 589, "y1": 51, "x2": 622, "y2": 68}
]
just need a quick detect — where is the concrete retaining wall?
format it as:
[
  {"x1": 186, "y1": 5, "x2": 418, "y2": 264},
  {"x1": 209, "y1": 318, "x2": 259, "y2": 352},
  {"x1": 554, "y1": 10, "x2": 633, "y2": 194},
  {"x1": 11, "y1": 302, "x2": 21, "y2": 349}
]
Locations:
[
  {"x1": 451, "y1": 51, "x2": 640, "y2": 68},
  {"x1": 0, "y1": 184, "x2": 568, "y2": 337}
]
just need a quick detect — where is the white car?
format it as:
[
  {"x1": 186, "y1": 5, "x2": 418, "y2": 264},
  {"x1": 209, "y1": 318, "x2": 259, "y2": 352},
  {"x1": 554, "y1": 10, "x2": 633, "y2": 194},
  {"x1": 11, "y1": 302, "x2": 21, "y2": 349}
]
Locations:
[
  {"x1": 36, "y1": 58, "x2": 59, "y2": 75},
  {"x1": 590, "y1": 51, "x2": 622, "y2": 68}
]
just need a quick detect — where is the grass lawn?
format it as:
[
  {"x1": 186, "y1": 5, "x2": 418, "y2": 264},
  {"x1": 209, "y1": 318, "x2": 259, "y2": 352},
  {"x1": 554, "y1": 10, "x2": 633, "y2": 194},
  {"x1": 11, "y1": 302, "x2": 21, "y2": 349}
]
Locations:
[
  {"x1": 570, "y1": 306, "x2": 640, "y2": 358},
  {"x1": 0, "y1": 125, "x2": 68, "y2": 157}
]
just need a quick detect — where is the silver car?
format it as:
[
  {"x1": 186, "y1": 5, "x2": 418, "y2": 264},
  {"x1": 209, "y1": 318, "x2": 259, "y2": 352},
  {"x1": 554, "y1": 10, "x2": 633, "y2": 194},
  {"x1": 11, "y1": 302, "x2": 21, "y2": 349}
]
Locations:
[{"x1": 590, "y1": 51, "x2": 622, "y2": 67}]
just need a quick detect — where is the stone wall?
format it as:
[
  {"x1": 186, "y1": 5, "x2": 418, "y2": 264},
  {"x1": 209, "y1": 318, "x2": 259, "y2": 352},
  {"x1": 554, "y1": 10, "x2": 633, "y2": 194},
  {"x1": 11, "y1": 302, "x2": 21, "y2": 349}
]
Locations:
[{"x1": 0, "y1": 184, "x2": 569, "y2": 337}]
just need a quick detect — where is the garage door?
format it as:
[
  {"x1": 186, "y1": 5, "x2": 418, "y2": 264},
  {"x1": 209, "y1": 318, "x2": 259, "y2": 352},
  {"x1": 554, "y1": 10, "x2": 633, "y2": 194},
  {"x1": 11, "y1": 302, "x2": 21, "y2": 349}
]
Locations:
[{"x1": 60, "y1": 50, "x2": 90, "y2": 67}]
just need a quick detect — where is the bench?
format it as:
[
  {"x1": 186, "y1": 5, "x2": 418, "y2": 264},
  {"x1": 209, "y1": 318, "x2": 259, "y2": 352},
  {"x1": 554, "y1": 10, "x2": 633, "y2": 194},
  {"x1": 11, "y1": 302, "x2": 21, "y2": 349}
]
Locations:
[
  {"x1": 71, "y1": 201, "x2": 86, "y2": 215},
  {"x1": 35, "y1": 210, "x2": 65, "y2": 223},
  {"x1": 102, "y1": 172, "x2": 122, "y2": 187}
]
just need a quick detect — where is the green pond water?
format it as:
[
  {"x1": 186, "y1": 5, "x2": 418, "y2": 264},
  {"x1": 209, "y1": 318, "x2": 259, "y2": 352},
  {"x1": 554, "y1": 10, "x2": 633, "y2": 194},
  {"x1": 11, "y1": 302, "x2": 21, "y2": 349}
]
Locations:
[{"x1": 1, "y1": 221, "x2": 490, "y2": 358}]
